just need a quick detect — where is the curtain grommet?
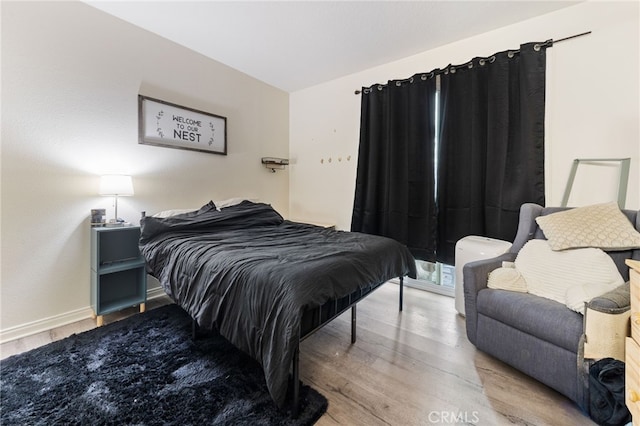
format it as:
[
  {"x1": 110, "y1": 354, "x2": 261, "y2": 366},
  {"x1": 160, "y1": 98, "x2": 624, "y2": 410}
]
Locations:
[
  {"x1": 396, "y1": 81, "x2": 401, "y2": 87},
  {"x1": 534, "y1": 44, "x2": 541, "y2": 52}
]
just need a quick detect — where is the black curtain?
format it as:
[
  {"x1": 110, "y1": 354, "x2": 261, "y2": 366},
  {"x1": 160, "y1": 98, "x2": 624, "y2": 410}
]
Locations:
[
  {"x1": 436, "y1": 43, "x2": 547, "y2": 265},
  {"x1": 352, "y1": 42, "x2": 548, "y2": 266},
  {"x1": 351, "y1": 74, "x2": 438, "y2": 261}
]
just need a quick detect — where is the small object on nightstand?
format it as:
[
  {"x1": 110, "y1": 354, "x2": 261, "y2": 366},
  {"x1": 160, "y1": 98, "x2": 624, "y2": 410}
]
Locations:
[
  {"x1": 90, "y1": 226, "x2": 147, "y2": 326},
  {"x1": 91, "y1": 209, "x2": 106, "y2": 227}
]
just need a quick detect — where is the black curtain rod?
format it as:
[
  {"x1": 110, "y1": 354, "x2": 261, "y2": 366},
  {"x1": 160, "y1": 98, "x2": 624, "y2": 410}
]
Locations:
[
  {"x1": 354, "y1": 30, "x2": 592, "y2": 95},
  {"x1": 554, "y1": 30, "x2": 592, "y2": 44}
]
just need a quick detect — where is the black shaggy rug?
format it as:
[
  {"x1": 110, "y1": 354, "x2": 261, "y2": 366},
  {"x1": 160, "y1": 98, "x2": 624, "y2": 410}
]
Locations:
[{"x1": 0, "y1": 304, "x2": 327, "y2": 425}]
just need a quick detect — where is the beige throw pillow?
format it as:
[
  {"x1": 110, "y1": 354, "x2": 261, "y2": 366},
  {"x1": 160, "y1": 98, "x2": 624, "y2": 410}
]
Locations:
[
  {"x1": 535, "y1": 202, "x2": 640, "y2": 251},
  {"x1": 487, "y1": 262, "x2": 528, "y2": 292}
]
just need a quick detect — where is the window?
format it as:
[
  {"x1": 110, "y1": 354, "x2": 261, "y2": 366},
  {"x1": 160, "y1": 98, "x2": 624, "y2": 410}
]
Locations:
[{"x1": 404, "y1": 79, "x2": 454, "y2": 297}]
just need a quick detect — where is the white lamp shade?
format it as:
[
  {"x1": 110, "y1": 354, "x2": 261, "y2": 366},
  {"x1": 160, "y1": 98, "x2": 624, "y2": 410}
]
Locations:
[{"x1": 99, "y1": 175, "x2": 134, "y2": 196}]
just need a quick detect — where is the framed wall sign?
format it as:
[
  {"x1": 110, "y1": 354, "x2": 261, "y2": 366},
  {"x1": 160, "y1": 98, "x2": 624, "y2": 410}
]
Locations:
[{"x1": 138, "y1": 95, "x2": 227, "y2": 155}]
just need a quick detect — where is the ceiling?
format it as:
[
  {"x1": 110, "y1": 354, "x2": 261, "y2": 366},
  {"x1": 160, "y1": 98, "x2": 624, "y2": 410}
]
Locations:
[{"x1": 86, "y1": 1, "x2": 579, "y2": 93}]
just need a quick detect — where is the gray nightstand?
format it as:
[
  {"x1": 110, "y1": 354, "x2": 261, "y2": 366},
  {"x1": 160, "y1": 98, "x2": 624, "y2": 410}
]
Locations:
[{"x1": 90, "y1": 226, "x2": 147, "y2": 326}]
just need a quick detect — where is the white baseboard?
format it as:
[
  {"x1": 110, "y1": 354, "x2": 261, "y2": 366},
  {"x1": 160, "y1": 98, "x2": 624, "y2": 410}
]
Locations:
[
  {"x1": 0, "y1": 306, "x2": 95, "y2": 345},
  {"x1": 0, "y1": 287, "x2": 168, "y2": 344}
]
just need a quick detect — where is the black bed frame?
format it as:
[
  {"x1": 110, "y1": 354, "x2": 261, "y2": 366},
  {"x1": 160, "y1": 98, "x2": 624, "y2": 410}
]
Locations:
[
  {"x1": 142, "y1": 210, "x2": 408, "y2": 418},
  {"x1": 292, "y1": 276, "x2": 403, "y2": 417},
  {"x1": 191, "y1": 276, "x2": 404, "y2": 418}
]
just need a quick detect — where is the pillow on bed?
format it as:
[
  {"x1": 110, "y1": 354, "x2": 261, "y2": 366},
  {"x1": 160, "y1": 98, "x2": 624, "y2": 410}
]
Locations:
[
  {"x1": 152, "y1": 208, "x2": 199, "y2": 218},
  {"x1": 514, "y1": 239, "x2": 624, "y2": 313},
  {"x1": 214, "y1": 197, "x2": 258, "y2": 210},
  {"x1": 535, "y1": 202, "x2": 640, "y2": 251},
  {"x1": 151, "y1": 198, "x2": 258, "y2": 216}
]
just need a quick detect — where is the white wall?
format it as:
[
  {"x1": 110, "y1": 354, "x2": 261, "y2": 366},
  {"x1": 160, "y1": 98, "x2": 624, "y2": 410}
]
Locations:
[
  {"x1": 290, "y1": 1, "x2": 640, "y2": 231},
  {"x1": 1, "y1": 1, "x2": 289, "y2": 337}
]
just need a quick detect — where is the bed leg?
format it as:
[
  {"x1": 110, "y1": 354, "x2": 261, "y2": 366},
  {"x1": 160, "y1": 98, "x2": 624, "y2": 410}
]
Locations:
[
  {"x1": 399, "y1": 276, "x2": 404, "y2": 312},
  {"x1": 351, "y1": 305, "x2": 357, "y2": 344},
  {"x1": 292, "y1": 345, "x2": 300, "y2": 418}
]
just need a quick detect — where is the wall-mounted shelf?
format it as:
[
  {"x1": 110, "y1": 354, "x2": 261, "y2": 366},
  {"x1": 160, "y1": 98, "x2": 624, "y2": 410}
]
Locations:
[{"x1": 261, "y1": 157, "x2": 289, "y2": 172}]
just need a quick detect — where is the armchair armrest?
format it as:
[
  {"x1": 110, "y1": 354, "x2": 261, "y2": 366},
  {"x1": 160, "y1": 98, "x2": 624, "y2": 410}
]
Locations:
[
  {"x1": 586, "y1": 282, "x2": 630, "y2": 314},
  {"x1": 463, "y1": 252, "x2": 516, "y2": 344}
]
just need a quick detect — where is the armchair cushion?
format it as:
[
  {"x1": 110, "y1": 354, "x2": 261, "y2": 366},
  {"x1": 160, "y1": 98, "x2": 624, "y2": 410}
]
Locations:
[
  {"x1": 535, "y1": 202, "x2": 640, "y2": 251},
  {"x1": 477, "y1": 289, "x2": 583, "y2": 352}
]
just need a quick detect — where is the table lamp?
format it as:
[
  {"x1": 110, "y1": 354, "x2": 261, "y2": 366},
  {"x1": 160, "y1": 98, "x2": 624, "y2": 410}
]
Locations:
[{"x1": 99, "y1": 175, "x2": 134, "y2": 223}]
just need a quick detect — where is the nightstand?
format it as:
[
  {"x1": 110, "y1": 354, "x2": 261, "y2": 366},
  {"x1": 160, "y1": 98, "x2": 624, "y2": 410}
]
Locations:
[{"x1": 90, "y1": 226, "x2": 147, "y2": 326}]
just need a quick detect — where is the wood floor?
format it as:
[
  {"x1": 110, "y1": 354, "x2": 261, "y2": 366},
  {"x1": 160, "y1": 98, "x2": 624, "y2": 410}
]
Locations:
[{"x1": 1, "y1": 284, "x2": 594, "y2": 425}]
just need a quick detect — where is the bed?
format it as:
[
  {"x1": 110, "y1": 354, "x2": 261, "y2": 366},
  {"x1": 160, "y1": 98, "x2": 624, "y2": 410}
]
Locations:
[{"x1": 139, "y1": 200, "x2": 416, "y2": 414}]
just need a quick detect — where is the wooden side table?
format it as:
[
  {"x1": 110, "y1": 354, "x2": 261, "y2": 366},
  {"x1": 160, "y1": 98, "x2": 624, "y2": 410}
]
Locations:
[
  {"x1": 90, "y1": 226, "x2": 147, "y2": 326},
  {"x1": 625, "y1": 258, "x2": 640, "y2": 424}
]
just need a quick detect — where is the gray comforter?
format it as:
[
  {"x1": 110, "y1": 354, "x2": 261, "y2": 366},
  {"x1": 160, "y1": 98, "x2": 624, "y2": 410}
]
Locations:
[{"x1": 140, "y1": 201, "x2": 416, "y2": 407}]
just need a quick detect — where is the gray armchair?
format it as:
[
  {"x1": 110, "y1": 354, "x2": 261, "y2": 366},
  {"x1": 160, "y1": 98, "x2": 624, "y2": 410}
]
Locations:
[{"x1": 463, "y1": 203, "x2": 640, "y2": 414}]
